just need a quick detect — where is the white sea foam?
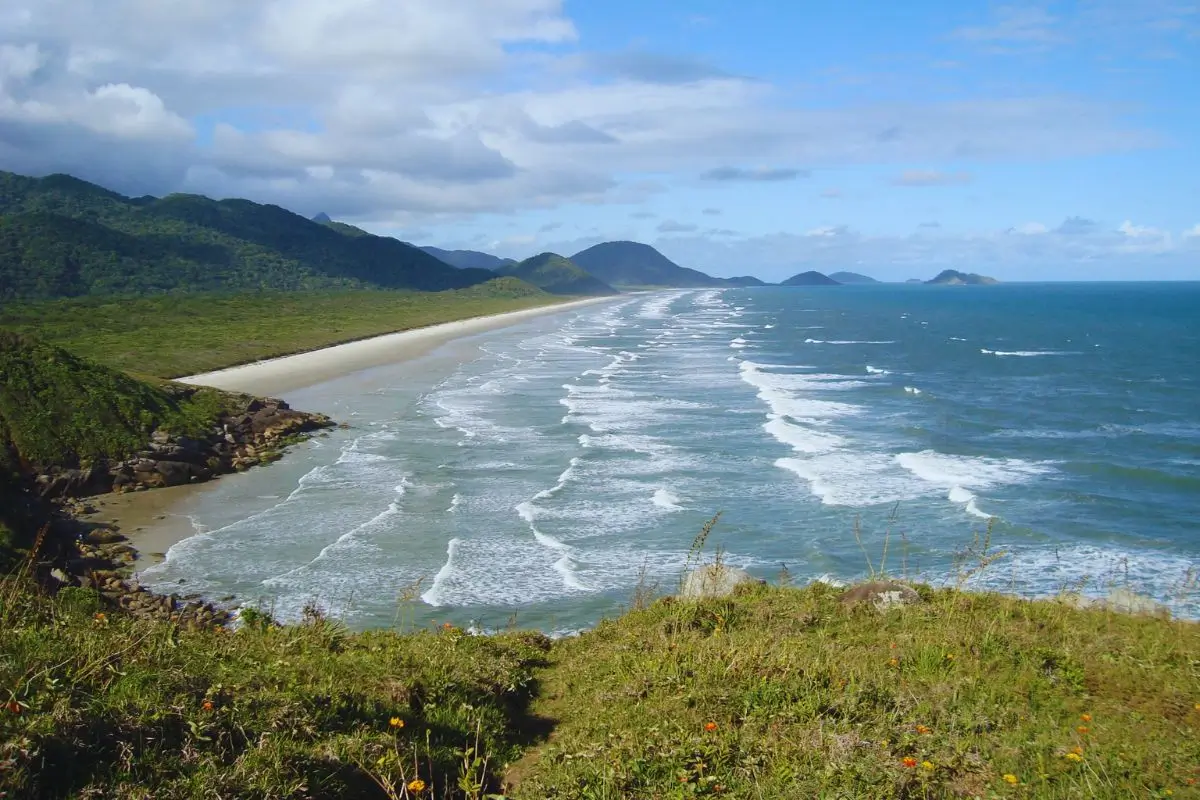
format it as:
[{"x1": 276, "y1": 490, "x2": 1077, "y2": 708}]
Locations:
[
  {"x1": 806, "y1": 339, "x2": 895, "y2": 345},
  {"x1": 762, "y1": 417, "x2": 844, "y2": 454},
  {"x1": 652, "y1": 488, "x2": 684, "y2": 511},
  {"x1": 980, "y1": 348, "x2": 1073, "y2": 357},
  {"x1": 904, "y1": 386, "x2": 922, "y2": 395}
]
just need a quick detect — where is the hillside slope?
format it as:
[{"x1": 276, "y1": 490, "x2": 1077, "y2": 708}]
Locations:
[
  {"x1": 829, "y1": 271, "x2": 879, "y2": 284},
  {"x1": 570, "y1": 241, "x2": 723, "y2": 288},
  {"x1": 421, "y1": 245, "x2": 517, "y2": 271},
  {"x1": 781, "y1": 270, "x2": 841, "y2": 286},
  {"x1": 0, "y1": 171, "x2": 497, "y2": 300},
  {"x1": 496, "y1": 253, "x2": 618, "y2": 296},
  {"x1": 927, "y1": 269, "x2": 999, "y2": 285}
]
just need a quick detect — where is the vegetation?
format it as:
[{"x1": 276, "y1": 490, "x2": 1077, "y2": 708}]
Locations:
[
  {"x1": 830, "y1": 271, "x2": 881, "y2": 284},
  {"x1": 0, "y1": 279, "x2": 560, "y2": 378},
  {"x1": 926, "y1": 270, "x2": 1000, "y2": 286},
  {"x1": 781, "y1": 270, "x2": 841, "y2": 286},
  {"x1": 0, "y1": 331, "x2": 227, "y2": 474},
  {"x1": 421, "y1": 246, "x2": 517, "y2": 271},
  {"x1": 0, "y1": 170, "x2": 501, "y2": 301},
  {"x1": 2, "y1": 564, "x2": 1197, "y2": 798},
  {"x1": 495, "y1": 253, "x2": 617, "y2": 296},
  {"x1": 570, "y1": 241, "x2": 725, "y2": 289}
]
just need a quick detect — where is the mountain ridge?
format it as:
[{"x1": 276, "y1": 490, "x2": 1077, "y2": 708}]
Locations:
[
  {"x1": 926, "y1": 269, "x2": 999, "y2": 285},
  {"x1": 781, "y1": 270, "x2": 841, "y2": 286},
  {"x1": 495, "y1": 252, "x2": 618, "y2": 296},
  {"x1": 570, "y1": 241, "x2": 725, "y2": 288}
]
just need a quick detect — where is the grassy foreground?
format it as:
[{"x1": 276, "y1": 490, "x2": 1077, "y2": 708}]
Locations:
[
  {"x1": 0, "y1": 279, "x2": 562, "y2": 378},
  {"x1": 2, "y1": 571, "x2": 1197, "y2": 798}
]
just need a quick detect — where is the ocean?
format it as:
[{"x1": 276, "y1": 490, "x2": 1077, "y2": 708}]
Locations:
[{"x1": 139, "y1": 283, "x2": 1200, "y2": 630}]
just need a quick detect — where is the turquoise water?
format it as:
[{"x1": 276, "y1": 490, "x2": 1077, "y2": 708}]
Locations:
[{"x1": 141, "y1": 284, "x2": 1200, "y2": 630}]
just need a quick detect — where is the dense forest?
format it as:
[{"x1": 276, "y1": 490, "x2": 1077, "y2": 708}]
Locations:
[{"x1": 0, "y1": 171, "x2": 497, "y2": 301}]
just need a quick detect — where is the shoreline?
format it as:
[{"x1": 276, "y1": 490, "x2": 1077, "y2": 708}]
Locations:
[
  {"x1": 177, "y1": 295, "x2": 621, "y2": 397},
  {"x1": 84, "y1": 295, "x2": 624, "y2": 568}
]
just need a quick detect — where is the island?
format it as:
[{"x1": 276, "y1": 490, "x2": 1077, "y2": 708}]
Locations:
[
  {"x1": 925, "y1": 269, "x2": 999, "y2": 285},
  {"x1": 781, "y1": 270, "x2": 841, "y2": 286}
]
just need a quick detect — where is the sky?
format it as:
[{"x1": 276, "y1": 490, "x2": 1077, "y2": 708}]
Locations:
[{"x1": 0, "y1": 1, "x2": 1197, "y2": 282}]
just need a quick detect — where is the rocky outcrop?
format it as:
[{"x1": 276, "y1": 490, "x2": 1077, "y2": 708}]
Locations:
[
  {"x1": 839, "y1": 581, "x2": 922, "y2": 612},
  {"x1": 680, "y1": 564, "x2": 763, "y2": 599},
  {"x1": 34, "y1": 396, "x2": 334, "y2": 499}
]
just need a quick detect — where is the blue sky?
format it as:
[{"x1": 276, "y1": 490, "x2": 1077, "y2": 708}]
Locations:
[{"x1": 0, "y1": 0, "x2": 1196, "y2": 280}]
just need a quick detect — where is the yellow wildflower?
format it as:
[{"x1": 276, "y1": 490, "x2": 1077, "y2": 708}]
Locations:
[
  {"x1": 406, "y1": 778, "x2": 426, "y2": 793},
  {"x1": 922, "y1": 761, "x2": 935, "y2": 771},
  {"x1": 389, "y1": 717, "x2": 404, "y2": 729},
  {"x1": 1065, "y1": 752, "x2": 1084, "y2": 763},
  {"x1": 1003, "y1": 774, "x2": 1019, "y2": 785}
]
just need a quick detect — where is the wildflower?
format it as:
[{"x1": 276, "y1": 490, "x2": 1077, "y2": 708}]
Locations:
[
  {"x1": 1076, "y1": 725, "x2": 1089, "y2": 734},
  {"x1": 902, "y1": 757, "x2": 918, "y2": 768},
  {"x1": 442, "y1": 622, "x2": 453, "y2": 631},
  {"x1": 915, "y1": 724, "x2": 932, "y2": 735},
  {"x1": 406, "y1": 778, "x2": 426, "y2": 793},
  {"x1": 1065, "y1": 752, "x2": 1084, "y2": 763},
  {"x1": 93, "y1": 612, "x2": 107, "y2": 625},
  {"x1": 887, "y1": 657, "x2": 900, "y2": 668},
  {"x1": 704, "y1": 721, "x2": 719, "y2": 733},
  {"x1": 1003, "y1": 774, "x2": 1019, "y2": 785},
  {"x1": 4, "y1": 700, "x2": 20, "y2": 714},
  {"x1": 1070, "y1": 746, "x2": 1084, "y2": 756},
  {"x1": 389, "y1": 717, "x2": 404, "y2": 729},
  {"x1": 945, "y1": 653, "x2": 955, "y2": 661},
  {"x1": 201, "y1": 700, "x2": 214, "y2": 711},
  {"x1": 922, "y1": 761, "x2": 935, "y2": 771},
  {"x1": 1080, "y1": 713, "x2": 1092, "y2": 722}
]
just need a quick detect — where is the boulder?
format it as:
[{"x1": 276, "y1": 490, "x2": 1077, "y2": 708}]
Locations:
[
  {"x1": 84, "y1": 528, "x2": 126, "y2": 545},
  {"x1": 154, "y1": 460, "x2": 211, "y2": 487},
  {"x1": 839, "y1": 581, "x2": 922, "y2": 612},
  {"x1": 680, "y1": 564, "x2": 761, "y2": 599}
]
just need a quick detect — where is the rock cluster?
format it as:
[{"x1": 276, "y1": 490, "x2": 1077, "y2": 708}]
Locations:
[
  {"x1": 49, "y1": 528, "x2": 233, "y2": 628},
  {"x1": 35, "y1": 397, "x2": 334, "y2": 499}
]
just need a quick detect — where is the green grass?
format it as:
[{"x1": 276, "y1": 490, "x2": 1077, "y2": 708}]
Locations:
[
  {"x1": 3, "y1": 570, "x2": 1197, "y2": 799},
  {"x1": 0, "y1": 279, "x2": 564, "y2": 378}
]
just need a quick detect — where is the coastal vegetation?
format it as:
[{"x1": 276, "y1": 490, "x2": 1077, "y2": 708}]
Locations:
[
  {"x1": 0, "y1": 279, "x2": 557, "y2": 379},
  {"x1": 781, "y1": 270, "x2": 842, "y2": 286},
  {"x1": 926, "y1": 270, "x2": 1000, "y2": 286},
  {"x1": 0, "y1": 171, "x2": 499, "y2": 301},
  {"x1": 2, "y1": 558, "x2": 1197, "y2": 798},
  {"x1": 494, "y1": 253, "x2": 618, "y2": 296}
]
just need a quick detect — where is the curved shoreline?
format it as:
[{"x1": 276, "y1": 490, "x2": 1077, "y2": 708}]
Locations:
[{"x1": 176, "y1": 295, "x2": 623, "y2": 397}]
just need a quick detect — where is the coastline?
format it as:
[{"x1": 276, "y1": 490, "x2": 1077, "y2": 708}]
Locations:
[
  {"x1": 176, "y1": 295, "x2": 621, "y2": 396},
  {"x1": 86, "y1": 295, "x2": 623, "y2": 567}
]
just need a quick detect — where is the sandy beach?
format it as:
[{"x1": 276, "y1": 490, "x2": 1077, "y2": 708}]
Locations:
[
  {"x1": 177, "y1": 296, "x2": 619, "y2": 397},
  {"x1": 87, "y1": 295, "x2": 622, "y2": 565}
]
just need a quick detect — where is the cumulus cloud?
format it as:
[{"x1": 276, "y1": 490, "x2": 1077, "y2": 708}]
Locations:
[
  {"x1": 891, "y1": 169, "x2": 973, "y2": 186},
  {"x1": 701, "y1": 166, "x2": 809, "y2": 182},
  {"x1": 0, "y1": 0, "x2": 1170, "y2": 234},
  {"x1": 1183, "y1": 224, "x2": 1200, "y2": 239},
  {"x1": 656, "y1": 216, "x2": 1198, "y2": 282}
]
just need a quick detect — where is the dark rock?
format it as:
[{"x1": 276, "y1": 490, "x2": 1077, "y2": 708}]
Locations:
[{"x1": 84, "y1": 528, "x2": 126, "y2": 545}]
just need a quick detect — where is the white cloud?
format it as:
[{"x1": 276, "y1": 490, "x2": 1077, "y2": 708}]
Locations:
[
  {"x1": 892, "y1": 169, "x2": 973, "y2": 186},
  {"x1": 1011, "y1": 221, "x2": 1048, "y2": 234},
  {"x1": 1183, "y1": 224, "x2": 1200, "y2": 239}
]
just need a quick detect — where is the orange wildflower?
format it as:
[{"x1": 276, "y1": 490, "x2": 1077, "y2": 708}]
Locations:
[
  {"x1": 201, "y1": 700, "x2": 214, "y2": 711},
  {"x1": 902, "y1": 757, "x2": 918, "y2": 768},
  {"x1": 5, "y1": 700, "x2": 20, "y2": 714},
  {"x1": 1080, "y1": 713, "x2": 1092, "y2": 722},
  {"x1": 704, "y1": 721, "x2": 718, "y2": 733},
  {"x1": 1077, "y1": 725, "x2": 1089, "y2": 734},
  {"x1": 915, "y1": 724, "x2": 932, "y2": 735}
]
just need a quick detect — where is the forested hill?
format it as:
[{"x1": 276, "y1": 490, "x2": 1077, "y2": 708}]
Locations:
[{"x1": 0, "y1": 171, "x2": 497, "y2": 301}]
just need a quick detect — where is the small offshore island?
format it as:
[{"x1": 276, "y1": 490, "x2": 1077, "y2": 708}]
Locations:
[{"x1": 1, "y1": 167, "x2": 1196, "y2": 799}]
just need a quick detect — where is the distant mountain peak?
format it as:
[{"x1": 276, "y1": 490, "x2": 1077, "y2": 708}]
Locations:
[
  {"x1": 781, "y1": 270, "x2": 841, "y2": 286},
  {"x1": 311, "y1": 212, "x2": 333, "y2": 223},
  {"x1": 494, "y1": 252, "x2": 617, "y2": 296},
  {"x1": 570, "y1": 241, "x2": 724, "y2": 288},
  {"x1": 829, "y1": 271, "x2": 879, "y2": 284},
  {"x1": 926, "y1": 269, "x2": 999, "y2": 285}
]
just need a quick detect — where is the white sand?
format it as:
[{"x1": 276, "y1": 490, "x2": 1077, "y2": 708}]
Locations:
[{"x1": 177, "y1": 296, "x2": 619, "y2": 397}]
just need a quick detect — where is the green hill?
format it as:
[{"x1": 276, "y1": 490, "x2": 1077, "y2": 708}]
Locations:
[
  {"x1": 421, "y1": 245, "x2": 517, "y2": 271},
  {"x1": 926, "y1": 269, "x2": 999, "y2": 285},
  {"x1": 570, "y1": 241, "x2": 724, "y2": 288},
  {"x1": 0, "y1": 171, "x2": 499, "y2": 301},
  {"x1": 725, "y1": 275, "x2": 769, "y2": 287},
  {"x1": 829, "y1": 271, "x2": 880, "y2": 284},
  {"x1": 496, "y1": 253, "x2": 618, "y2": 295},
  {"x1": 781, "y1": 270, "x2": 841, "y2": 286}
]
